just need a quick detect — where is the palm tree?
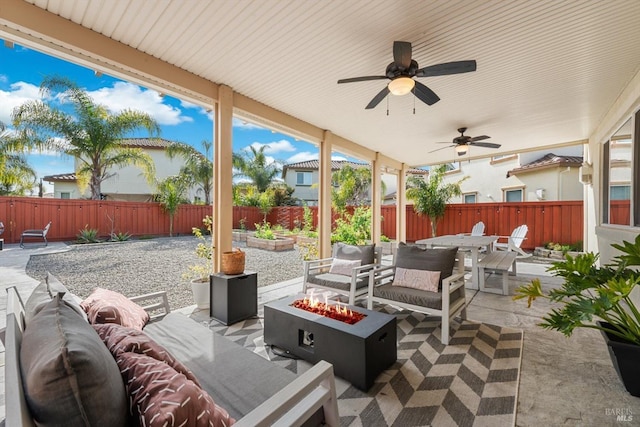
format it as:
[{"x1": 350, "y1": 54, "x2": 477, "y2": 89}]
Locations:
[
  {"x1": 0, "y1": 121, "x2": 37, "y2": 195},
  {"x1": 232, "y1": 145, "x2": 281, "y2": 192},
  {"x1": 406, "y1": 164, "x2": 468, "y2": 237},
  {"x1": 155, "y1": 175, "x2": 190, "y2": 237},
  {"x1": 12, "y1": 76, "x2": 160, "y2": 200},
  {"x1": 166, "y1": 140, "x2": 213, "y2": 204}
]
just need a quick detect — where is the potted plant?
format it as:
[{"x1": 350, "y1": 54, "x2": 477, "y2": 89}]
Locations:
[
  {"x1": 184, "y1": 216, "x2": 214, "y2": 310},
  {"x1": 514, "y1": 235, "x2": 640, "y2": 396}
]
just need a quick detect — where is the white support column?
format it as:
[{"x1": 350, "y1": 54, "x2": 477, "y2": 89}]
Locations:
[
  {"x1": 319, "y1": 131, "x2": 333, "y2": 259},
  {"x1": 397, "y1": 164, "x2": 407, "y2": 243},
  {"x1": 213, "y1": 85, "x2": 234, "y2": 273},
  {"x1": 371, "y1": 154, "x2": 382, "y2": 244}
]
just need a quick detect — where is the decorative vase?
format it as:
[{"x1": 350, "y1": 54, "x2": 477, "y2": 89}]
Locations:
[
  {"x1": 598, "y1": 321, "x2": 640, "y2": 397},
  {"x1": 190, "y1": 278, "x2": 210, "y2": 310}
]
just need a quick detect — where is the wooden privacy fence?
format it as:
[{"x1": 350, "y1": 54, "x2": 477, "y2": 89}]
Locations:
[
  {"x1": 0, "y1": 197, "x2": 212, "y2": 244},
  {"x1": 0, "y1": 197, "x2": 583, "y2": 249}
]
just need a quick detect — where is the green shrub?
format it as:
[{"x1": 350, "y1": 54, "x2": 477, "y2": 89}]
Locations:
[
  {"x1": 380, "y1": 234, "x2": 391, "y2": 242},
  {"x1": 254, "y1": 222, "x2": 276, "y2": 240},
  {"x1": 110, "y1": 231, "x2": 132, "y2": 242},
  {"x1": 77, "y1": 225, "x2": 100, "y2": 244},
  {"x1": 331, "y1": 206, "x2": 371, "y2": 245}
]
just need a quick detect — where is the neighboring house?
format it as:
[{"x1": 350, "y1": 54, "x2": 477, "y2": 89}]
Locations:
[
  {"x1": 44, "y1": 138, "x2": 204, "y2": 202},
  {"x1": 441, "y1": 146, "x2": 584, "y2": 203},
  {"x1": 281, "y1": 160, "x2": 428, "y2": 206}
]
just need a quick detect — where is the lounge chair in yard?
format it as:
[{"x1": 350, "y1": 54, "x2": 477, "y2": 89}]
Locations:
[
  {"x1": 20, "y1": 221, "x2": 52, "y2": 248},
  {"x1": 493, "y1": 224, "x2": 531, "y2": 258}
]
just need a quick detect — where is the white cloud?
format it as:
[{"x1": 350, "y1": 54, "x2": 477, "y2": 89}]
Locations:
[
  {"x1": 332, "y1": 154, "x2": 348, "y2": 161},
  {"x1": 0, "y1": 81, "x2": 43, "y2": 124},
  {"x1": 0, "y1": 75, "x2": 8, "y2": 84},
  {"x1": 248, "y1": 139, "x2": 296, "y2": 155},
  {"x1": 87, "y1": 82, "x2": 192, "y2": 126},
  {"x1": 285, "y1": 151, "x2": 318, "y2": 163}
]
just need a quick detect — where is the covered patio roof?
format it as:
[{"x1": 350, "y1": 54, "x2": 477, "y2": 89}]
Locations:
[
  {"x1": 2, "y1": 0, "x2": 640, "y2": 166},
  {"x1": 3, "y1": 0, "x2": 640, "y2": 260}
]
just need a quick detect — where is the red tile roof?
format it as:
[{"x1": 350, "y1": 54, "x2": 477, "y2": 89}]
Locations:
[{"x1": 507, "y1": 153, "x2": 583, "y2": 176}]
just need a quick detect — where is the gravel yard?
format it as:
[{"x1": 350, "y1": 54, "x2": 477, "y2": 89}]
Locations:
[{"x1": 25, "y1": 236, "x2": 305, "y2": 310}]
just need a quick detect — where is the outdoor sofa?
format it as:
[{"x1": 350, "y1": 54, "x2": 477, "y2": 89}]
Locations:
[{"x1": 5, "y1": 276, "x2": 339, "y2": 426}]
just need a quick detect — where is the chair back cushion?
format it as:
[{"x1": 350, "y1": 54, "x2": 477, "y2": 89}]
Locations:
[
  {"x1": 395, "y1": 243, "x2": 458, "y2": 289},
  {"x1": 333, "y1": 242, "x2": 376, "y2": 265}
]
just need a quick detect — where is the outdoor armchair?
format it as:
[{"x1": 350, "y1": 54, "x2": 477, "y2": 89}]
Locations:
[
  {"x1": 459, "y1": 221, "x2": 485, "y2": 237},
  {"x1": 367, "y1": 243, "x2": 467, "y2": 345},
  {"x1": 493, "y1": 224, "x2": 530, "y2": 258},
  {"x1": 303, "y1": 242, "x2": 382, "y2": 305},
  {"x1": 20, "y1": 221, "x2": 52, "y2": 248}
]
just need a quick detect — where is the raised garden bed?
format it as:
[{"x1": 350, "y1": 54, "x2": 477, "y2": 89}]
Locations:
[
  {"x1": 533, "y1": 247, "x2": 582, "y2": 259},
  {"x1": 246, "y1": 235, "x2": 295, "y2": 251},
  {"x1": 232, "y1": 230, "x2": 251, "y2": 242}
]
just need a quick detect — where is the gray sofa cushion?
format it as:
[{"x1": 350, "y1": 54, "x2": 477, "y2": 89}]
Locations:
[
  {"x1": 373, "y1": 283, "x2": 465, "y2": 310},
  {"x1": 143, "y1": 312, "x2": 323, "y2": 425},
  {"x1": 333, "y1": 242, "x2": 376, "y2": 265},
  {"x1": 306, "y1": 272, "x2": 368, "y2": 291},
  {"x1": 20, "y1": 294, "x2": 128, "y2": 427},
  {"x1": 395, "y1": 243, "x2": 458, "y2": 288},
  {"x1": 24, "y1": 272, "x2": 87, "y2": 325}
]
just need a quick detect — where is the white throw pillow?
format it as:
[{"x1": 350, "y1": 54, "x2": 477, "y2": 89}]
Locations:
[
  {"x1": 329, "y1": 258, "x2": 361, "y2": 276},
  {"x1": 392, "y1": 267, "x2": 441, "y2": 292}
]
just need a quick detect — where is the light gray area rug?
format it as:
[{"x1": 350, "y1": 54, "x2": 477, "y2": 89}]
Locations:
[{"x1": 205, "y1": 304, "x2": 523, "y2": 427}]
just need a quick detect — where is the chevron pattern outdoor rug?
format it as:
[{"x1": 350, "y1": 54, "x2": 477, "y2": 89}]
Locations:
[{"x1": 204, "y1": 304, "x2": 523, "y2": 427}]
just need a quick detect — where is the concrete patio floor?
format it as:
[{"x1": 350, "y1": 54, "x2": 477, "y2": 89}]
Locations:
[{"x1": 1, "y1": 242, "x2": 639, "y2": 426}]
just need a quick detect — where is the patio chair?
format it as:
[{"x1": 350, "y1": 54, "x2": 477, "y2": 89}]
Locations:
[
  {"x1": 303, "y1": 242, "x2": 382, "y2": 305},
  {"x1": 493, "y1": 224, "x2": 531, "y2": 258},
  {"x1": 20, "y1": 221, "x2": 52, "y2": 248},
  {"x1": 458, "y1": 221, "x2": 485, "y2": 237},
  {"x1": 367, "y1": 243, "x2": 467, "y2": 345}
]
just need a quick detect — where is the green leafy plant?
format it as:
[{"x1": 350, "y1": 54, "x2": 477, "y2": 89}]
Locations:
[
  {"x1": 184, "y1": 216, "x2": 214, "y2": 281},
  {"x1": 380, "y1": 234, "x2": 391, "y2": 242},
  {"x1": 110, "y1": 231, "x2": 132, "y2": 242},
  {"x1": 254, "y1": 222, "x2": 276, "y2": 240},
  {"x1": 239, "y1": 217, "x2": 247, "y2": 232},
  {"x1": 299, "y1": 241, "x2": 319, "y2": 261},
  {"x1": 514, "y1": 235, "x2": 640, "y2": 345},
  {"x1": 77, "y1": 225, "x2": 100, "y2": 244},
  {"x1": 331, "y1": 206, "x2": 371, "y2": 245},
  {"x1": 301, "y1": 204, "x2": 316, "y2": 237}
]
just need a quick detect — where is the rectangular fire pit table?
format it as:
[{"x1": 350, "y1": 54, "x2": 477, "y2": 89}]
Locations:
[{"x1": 264, "y1": 295, "x2": 397, "y2": 391}]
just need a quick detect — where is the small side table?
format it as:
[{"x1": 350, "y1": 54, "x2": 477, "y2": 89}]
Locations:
[{"x1": 210, "y1": 271, "x2": 257, "y2": 325}]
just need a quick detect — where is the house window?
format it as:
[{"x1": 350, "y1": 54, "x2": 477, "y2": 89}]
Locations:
[
  {"x1": 504, "y1": 188, "x2": 523, "y2": 202},
  {"x1": 60, "y1": 192, "x2": 70, "y2": 199},
  {"x1": 296, "y1": 171, "x2": 312, "y2": 186},
  {"x1": 463, "y1": 193, "x2": 477, "y2": 203},
  {"x1": 603, "y1": 116, "x2": 633, "y2": 225},
  {"x1": 444, "y1": 162, "x2": 460, "y2": 172}
]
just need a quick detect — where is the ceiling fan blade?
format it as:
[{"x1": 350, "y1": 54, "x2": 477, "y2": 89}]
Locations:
[
  {"x1": 337, "y1": 76, "x2": 388, "y2": 84},
  {"x1": 469, "y1": 141, "x2": 502, "y2": 149},
  {"x1": 413, "y1": 81, "x2": 440, "y2": 106},
  {"x1": 416, "y1": 60, "x2": 477, "y2": 77},
  {"x1": 428, "y1": 144, "x2": 455, "y2": 153},
  {"x1": 365, "y1": 86, "x2": 390, "y2": 109},
  {"x1": 470, "y1": 135, "x2": 491, "y2": 142},
  {"x1": 393, "y1": 41, "x2": 412, "y2": 69}
]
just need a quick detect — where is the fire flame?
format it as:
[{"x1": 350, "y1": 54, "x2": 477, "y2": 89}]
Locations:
[{"x1": 292, "y1": 295, "x2": 366, "y2": 324}]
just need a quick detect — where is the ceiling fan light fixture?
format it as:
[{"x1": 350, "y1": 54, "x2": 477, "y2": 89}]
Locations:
[
  {"x1": 455, "y1": 144, "x2": 468, "y2": 156},
  {"x1": 388, "y1": 77, "x2": 415, "y2": 96}
]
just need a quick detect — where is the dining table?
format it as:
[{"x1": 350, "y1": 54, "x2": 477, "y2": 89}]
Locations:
[{"x1": 414, "y1": 235, "x2": 499, "y2": 290}]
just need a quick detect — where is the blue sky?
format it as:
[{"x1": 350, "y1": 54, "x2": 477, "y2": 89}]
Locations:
[{"x1": 0, "y1": 41, "x2": 344, "y2": 193}]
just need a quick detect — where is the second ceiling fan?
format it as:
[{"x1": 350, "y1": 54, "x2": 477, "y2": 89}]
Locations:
[
  {"x1": 337, "y1": 41, "x2": 476, "y2": 109},
  {"x1": 430, "y1": 127, "x2": 501, "y2": 156}
]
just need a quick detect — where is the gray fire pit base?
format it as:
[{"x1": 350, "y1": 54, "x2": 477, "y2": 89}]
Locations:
[{"x1": 264, "y1": 295, "x2": 397, "y2": 391}]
